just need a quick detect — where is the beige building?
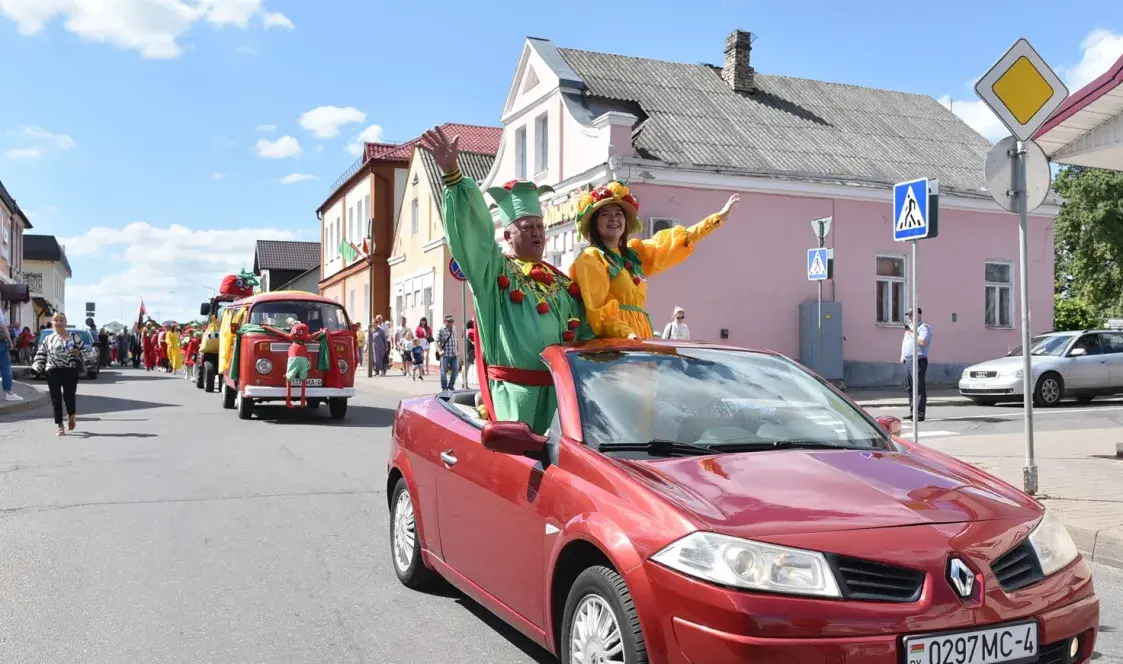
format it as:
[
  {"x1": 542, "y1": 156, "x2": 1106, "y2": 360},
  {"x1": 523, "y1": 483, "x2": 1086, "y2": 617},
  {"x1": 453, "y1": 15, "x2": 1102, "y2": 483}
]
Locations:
[{"x1": 387, "y1": 131, "x2": 500, "y2": 331}]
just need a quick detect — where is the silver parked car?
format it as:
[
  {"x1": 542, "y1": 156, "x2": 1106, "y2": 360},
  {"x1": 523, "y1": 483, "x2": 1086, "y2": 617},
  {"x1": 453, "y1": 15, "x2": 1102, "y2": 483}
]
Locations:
[{"x1": 958, "y1": 329, "x2": 1123, "y2": 406}]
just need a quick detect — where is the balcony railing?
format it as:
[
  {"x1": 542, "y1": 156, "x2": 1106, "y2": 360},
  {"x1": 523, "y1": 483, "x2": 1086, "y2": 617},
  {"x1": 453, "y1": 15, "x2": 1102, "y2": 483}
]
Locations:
[
  {"x1": 329, "y1": 156, "x2": 365, "y2": 193},
  {"x1": 18, "y1": 271, "x2": 42, "y2": 294}
]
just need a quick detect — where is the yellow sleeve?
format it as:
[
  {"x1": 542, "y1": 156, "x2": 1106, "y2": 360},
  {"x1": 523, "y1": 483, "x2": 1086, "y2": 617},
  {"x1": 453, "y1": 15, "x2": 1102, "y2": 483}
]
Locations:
[
  {"x1": 628, "y1": 213, "x2": 723, "y2": 278},
  {"x1": 568, "y1": 250, "x2": 636, "y2": 339}
]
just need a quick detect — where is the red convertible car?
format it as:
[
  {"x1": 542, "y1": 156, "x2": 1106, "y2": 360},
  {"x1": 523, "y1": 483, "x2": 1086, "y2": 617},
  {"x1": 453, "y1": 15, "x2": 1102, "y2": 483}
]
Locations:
[{"x1": 386, "y1": 340, "x2": 1099, "y2": 664}]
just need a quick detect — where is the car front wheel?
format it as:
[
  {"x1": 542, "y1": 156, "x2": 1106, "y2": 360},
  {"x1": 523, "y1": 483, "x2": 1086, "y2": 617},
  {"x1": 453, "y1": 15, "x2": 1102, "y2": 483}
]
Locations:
[
  {"x1": 389, "y1": 478, "x2": 436, "y2": 589},
  {"x1": 561, "y1": 566, "x2": 648, "y2": 664},
  {"x1": 1034, "y1": 373, "x2": 1064, "y2": 407}
]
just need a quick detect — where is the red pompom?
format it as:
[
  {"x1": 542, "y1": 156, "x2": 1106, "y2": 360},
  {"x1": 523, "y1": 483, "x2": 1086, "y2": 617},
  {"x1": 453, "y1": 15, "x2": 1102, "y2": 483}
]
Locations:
[
  {"x1": 567, "y1": 319, "x2": 580, "y2": 330},
  {"x1": 536, "y1": 301, "x2": 549, "y2": 314},
  {"x1": 502, "y1": 180, "x2": 518, "y2": 190},
  {"x1": 568, "y1": 282, "x2": 581, "y2": 298},
  {"x1": 541, "y1": 273, "x2": 553, "y2": 286},
  {"x1": 562, "y1": 331, "x2": 575, "y2": 342},
  {"x1": 633, "y1": 276, "x2": 642, "y2": 286},
  {"x1": 510, "y1": 289, "x2": 524, "y2": 303},
  {"x1": 497, "y1": 275, "x2": 510, "y2": 290},
  {"x1": 529, "y1": 267, "x2": 552, "y2": 286},
  {"x1": 624, "y1": 260, "x2": 633, "y2": 270},
  {"x1": 623, "y1": 194, "x2": 638, "y2": 213}
]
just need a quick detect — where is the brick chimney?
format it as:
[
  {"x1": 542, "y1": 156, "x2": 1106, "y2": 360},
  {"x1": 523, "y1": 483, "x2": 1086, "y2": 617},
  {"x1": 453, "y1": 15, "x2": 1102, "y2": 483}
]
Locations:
[{"x1": 722, "y1": 30, "x2": 755, "y2": 93}]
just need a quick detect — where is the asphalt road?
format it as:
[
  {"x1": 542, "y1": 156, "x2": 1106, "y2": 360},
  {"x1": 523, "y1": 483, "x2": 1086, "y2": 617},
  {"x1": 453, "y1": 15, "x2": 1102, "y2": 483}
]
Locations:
[
  {"x1": 0, "y1": 369, "x2": 1118, "y2": 663},
  {"x1": 864, "y1": 395, "x2": 1123, "y2": 439}
]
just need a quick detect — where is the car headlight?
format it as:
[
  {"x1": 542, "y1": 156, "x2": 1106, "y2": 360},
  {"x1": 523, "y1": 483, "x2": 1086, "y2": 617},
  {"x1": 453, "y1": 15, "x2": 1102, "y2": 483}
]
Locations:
[
  {"x1": 338, "y1": 359, "x2": 349, "y2": 374},
  {"x1": 961, "y1": 369, "x2": 970, "y2": 378},
  {"x1": 255, "y1": 358, "x2": 273, "y2": 374},
  {"x1": 1028, "y1": 510, "x2": 1079, "y2": 576},
  {"x1": 650, "y1": 532, "x2": 842, "y2": 598}
]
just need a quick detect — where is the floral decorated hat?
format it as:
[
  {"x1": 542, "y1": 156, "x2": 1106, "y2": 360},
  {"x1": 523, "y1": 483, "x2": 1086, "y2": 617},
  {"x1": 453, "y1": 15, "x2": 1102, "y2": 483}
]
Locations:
[
  {"x1": 576, "y1": 181, "x2": 641, "y2": 240},
  {"x1": 486, "y1": 180, "x2": 555, "y2": 226}
]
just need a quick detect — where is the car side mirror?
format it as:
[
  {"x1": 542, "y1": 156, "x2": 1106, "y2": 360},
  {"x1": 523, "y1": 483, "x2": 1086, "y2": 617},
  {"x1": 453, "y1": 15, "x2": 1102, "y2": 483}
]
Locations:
[
  {"x1": 200, "y1": 302, "x2": 211, "y2": 316},
  {"x1": 482, "y1": 420, "x2": 548, "y2": 456},
  {"x1": 1069, "y1": 347, "x2": 1087, "y2": 357},
  {"x1": 876, "y1": 415, "x2": 903, "y2": 436}
]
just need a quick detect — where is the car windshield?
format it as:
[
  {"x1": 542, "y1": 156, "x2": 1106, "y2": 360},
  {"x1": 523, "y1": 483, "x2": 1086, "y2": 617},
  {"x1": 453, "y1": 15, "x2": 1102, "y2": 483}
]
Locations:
[
  {"x1": 1006, "y1": 334, "x2": 1073, "y2": 357},
  {"x1": 567, "y1": 348, "x2": 888, "y2": 454},
  {"x1": 248, "y1": 301, "x2": 350, "y2": 333},
  {"x1": 38, "y1": 329, "x2": 93, "y2": 347}
]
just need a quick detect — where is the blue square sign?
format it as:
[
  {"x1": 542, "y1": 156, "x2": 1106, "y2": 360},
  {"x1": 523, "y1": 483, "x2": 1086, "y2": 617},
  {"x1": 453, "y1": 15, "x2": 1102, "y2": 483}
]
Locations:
[
  {"x1": 807, "y1": 248, "x2": 829, "y2": 281},
  {"x1": 893, "y1": 178, "x2": 929, "y2": 241}
]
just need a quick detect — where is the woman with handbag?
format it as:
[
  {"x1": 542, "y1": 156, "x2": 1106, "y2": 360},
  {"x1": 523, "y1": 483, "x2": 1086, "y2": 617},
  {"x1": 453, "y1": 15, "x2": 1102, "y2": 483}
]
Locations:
[{"x1": 32, "y1": 313, "x2": 83, "y2": 436}]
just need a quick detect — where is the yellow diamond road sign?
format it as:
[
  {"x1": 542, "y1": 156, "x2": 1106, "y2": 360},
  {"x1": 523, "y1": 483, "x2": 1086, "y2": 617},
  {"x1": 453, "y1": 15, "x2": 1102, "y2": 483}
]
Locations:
[{"x1": 975, "y1": 38, "x2": 1069, "y2": 142}]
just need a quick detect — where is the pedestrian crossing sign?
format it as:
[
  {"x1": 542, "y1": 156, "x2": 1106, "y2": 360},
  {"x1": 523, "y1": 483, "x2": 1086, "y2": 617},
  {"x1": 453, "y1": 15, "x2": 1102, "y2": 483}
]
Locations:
[
  {"x1": 893, "y1": 178, "x2": 936, "y2": 241},
  {"x1": 807, "y1": 248, "x2": 829, "y2": 281}
]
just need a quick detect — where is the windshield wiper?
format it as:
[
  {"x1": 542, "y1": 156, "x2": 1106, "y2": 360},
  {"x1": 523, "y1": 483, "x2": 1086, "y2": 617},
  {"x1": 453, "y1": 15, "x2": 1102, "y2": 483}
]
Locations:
[
  {"x1": 714, "y1": 439, "x2": 872, "y2": 451},
  {"x1": 596, "y1": 439, "x2": 717, "y2": 457}
]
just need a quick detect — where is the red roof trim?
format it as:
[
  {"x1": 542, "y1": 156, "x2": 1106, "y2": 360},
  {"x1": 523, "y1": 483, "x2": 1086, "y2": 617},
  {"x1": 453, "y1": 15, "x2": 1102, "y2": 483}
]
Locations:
[{"x1": 1034, "y1": 52, "x2": 1123, "y2": 139}]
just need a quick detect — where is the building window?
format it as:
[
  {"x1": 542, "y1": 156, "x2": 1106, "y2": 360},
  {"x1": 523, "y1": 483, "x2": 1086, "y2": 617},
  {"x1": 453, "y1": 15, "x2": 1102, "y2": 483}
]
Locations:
[
  {"x1": 875, "y1": 255, "x2": 907, "y2": 325},
  {"x1": 534, "y1": 114, "x2": 548, "y2": 175},
  {"x1": 411, "y1": 198, "x2": 419, "y2": 235},
  {"x1": 985, "y1": 261, "x2": 1014, "y2": 328},
  {"x1": 362, "y1": 194, "x2": 370, "y2": 238},
  {"x1": 335, "y1": 217, "x2": 341, "y2": 258},
  {"x1": 515, "y1": 126, "x2": 527, "y2": 179}
]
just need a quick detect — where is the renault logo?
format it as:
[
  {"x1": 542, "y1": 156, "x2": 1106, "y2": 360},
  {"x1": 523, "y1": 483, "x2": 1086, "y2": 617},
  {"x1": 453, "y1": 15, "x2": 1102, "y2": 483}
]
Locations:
[{"x1": 948, "y1": 558, "x2": 975, "y2": 597}]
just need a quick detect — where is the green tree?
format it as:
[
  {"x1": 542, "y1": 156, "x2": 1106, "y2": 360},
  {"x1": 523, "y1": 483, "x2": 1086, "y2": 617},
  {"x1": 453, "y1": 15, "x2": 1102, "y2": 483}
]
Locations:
[
  {"x1": 1053, "y1": 294, "x2": 1105, "y2": 331},
  {"x1": 1053, "y1": 166, "x2": 1123, "y2": 314}
]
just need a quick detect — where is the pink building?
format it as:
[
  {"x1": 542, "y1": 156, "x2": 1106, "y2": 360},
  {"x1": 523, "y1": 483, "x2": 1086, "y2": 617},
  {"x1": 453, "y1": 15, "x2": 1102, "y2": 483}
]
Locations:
[{"x1": 473, "y1": 30, "x2": 1057, "y2": 388}]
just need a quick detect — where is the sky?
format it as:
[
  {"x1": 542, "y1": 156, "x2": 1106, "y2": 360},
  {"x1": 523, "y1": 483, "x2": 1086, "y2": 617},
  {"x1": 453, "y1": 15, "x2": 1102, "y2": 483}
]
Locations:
[{"x1": 1, "y1": 0, "x2": 1122, "y2": 324}]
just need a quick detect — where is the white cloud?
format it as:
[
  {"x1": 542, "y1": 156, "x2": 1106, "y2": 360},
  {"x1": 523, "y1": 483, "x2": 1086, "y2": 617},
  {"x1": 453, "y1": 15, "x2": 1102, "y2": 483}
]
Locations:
[
  {"x1": 0, "y1": 0, "x2": 289, "y2": 59},
  {"x1": 255, "y1": 135, "x2": 301, "y2": 159},
  {"x1": 256, "y1": 123, "x2": 277, "y2": 132},
  {"x1": 3, "y1": 147, "x2": 42, "y2": 160},
  {"x1": 280, "y1": 173, "x2": 317, "y2": 184},
  {"x1": 299, "y1": 106, "x2": 366, "y2": 139},
  {"x1": 18, "y1": 125, "x2": 75, "y2": 150},
  {"x1": 60, "y1": 222, "x2": 298, "y2": 323},
  {"x1": 940, "y1": 29, "x2": 1123, "y2": 143},
  {"x1": 261, "y1": 11, "x2": 292, "y2": 30},
  {"x1": 210, "y1": 171, "x2": 227, "y2": 180},
  {"x1": 346, "y1": 124, "x2": 384, "y2": 156}
]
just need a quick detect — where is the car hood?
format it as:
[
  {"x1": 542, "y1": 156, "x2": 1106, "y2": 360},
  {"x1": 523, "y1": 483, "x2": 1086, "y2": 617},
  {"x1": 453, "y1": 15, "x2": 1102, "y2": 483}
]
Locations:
[
  {"x1": 613, "y1": 448, "x2": 1040, "y2": 539},
  {"x1": 968, "y1": 356, "x2": 1059, "y2": 372}
]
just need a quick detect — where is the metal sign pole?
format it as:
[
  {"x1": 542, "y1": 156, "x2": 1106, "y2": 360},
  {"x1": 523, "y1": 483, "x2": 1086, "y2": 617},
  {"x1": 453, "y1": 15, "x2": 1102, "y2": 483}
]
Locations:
[
  {"x1": 1015, "y1": 141, "x2": 1037, "y2": 494},
  {"x1": 816, "y1": 223, "x2": 825, "y2": 373},
  {"x1": 911, "y1": 240, "x2": 919, "y2": 444}
]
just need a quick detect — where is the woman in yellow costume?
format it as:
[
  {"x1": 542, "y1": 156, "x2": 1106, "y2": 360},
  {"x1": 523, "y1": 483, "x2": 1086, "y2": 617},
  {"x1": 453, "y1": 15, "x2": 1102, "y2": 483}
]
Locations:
[
  {"x1": 568, "y1": 181, "x2": 739, "y2": 339},
  {"x1": 166, "y1": 324, "x2": 183, "y2": 373}
]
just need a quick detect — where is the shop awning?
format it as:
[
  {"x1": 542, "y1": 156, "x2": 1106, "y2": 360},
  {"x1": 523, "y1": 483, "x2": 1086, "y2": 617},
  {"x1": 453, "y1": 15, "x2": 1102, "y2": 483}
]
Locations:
[
  {"x1": 1034, "y1": 53, "x2": 1123, "y2": 169},
  {"x1": 32, "y1": 297, "x2": 54, "y2": 314}
]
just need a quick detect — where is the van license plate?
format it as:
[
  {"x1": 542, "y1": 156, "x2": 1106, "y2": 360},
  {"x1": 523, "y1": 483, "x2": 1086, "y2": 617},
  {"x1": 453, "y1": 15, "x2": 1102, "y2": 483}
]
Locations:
[
  {"x1": 903, "y1": 621, "x2": 1037, "y2": 664},
  {"x1": 296, "y1": 378, "x2": 322, "y2": 387}
]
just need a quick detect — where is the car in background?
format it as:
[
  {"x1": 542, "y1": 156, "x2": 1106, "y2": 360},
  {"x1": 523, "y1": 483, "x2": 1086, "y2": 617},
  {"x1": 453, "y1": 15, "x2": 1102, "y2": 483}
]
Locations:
[
  {"x1": 958, "y1": 329, "x2": 1123, "y2": 406},
  {"x1": 387, "y1": 339, "x2": 1098, "y2": 663},
  {"x1": 29, "y1": 328, "x2": 99, "y2": 380}
]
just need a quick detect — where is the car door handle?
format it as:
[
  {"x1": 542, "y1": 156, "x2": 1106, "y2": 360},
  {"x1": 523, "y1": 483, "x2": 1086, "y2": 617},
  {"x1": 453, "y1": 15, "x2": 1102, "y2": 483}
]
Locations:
[{"x1": 440, "y1": 451, "x2": 457, "y2": 466}]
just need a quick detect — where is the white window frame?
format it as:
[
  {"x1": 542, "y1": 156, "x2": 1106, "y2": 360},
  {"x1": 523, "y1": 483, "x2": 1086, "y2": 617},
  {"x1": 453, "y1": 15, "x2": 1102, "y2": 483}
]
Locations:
[
  {"x1": 362, "y1": 194, "x2": 371, "y2": 239},
  {"x1": 534, "y1": 114, "x2": 548, "y2": 176},
  {"x1": 875, "y1": 253, "x2": 908, "y2": 326},
  {"x1": 411, "y1": 198, "x2": 419, "y2": 235},
  {"x1": 984, "y1": 259, "x2": 1015, "y2": 329},
  {"x1": 515, "y1": 126, "x2": 527, "y2": 179}
]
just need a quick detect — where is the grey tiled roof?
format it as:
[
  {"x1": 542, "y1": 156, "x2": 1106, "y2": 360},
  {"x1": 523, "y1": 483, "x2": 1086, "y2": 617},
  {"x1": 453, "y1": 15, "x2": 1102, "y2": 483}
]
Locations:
[
  {"x1": 420, "y1": 149, "x2": 497, "y2": 219},
  {"x1": 254, "y1": 240, "x2": 320, "y2": 272},
  {"x1": 557, "y1": 48, "x2": 992, "y2": 194}
]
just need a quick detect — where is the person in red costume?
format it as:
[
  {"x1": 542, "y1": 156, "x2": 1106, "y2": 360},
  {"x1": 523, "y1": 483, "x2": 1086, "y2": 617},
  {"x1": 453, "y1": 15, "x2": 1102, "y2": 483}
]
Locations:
[
  {"x1": 183, "y1": 327, "x2": 200, "y2": 381},
  {"x1": 141, "y1": 322, "x2": 158, "y2": 371},
  {"x1": 157, "y1": 325, "x2": 169, "y2": 372}
]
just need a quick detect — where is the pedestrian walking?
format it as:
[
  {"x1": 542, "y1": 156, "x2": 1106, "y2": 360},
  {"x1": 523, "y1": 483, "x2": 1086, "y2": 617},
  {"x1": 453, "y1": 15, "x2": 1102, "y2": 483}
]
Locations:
[
  {"x1": 435, "y1": 314, "x2": 459, "y2": 391},
  {"x1": 33, "y1": 313, "x2": 82, "y2": 436},
  {"x1": 415, "y1": 317, "x2": 433, "y2": 374},
  {"x1": 17, "y1": 327, "x2": 34, "y2": 365},
  {"x1": 394, "y1": 317, "x2": 413, "y2": 375},
  {"x1": 410, "y1": 338, "x2": 425, "y2": 380},
  {"x1": 901, "y1": 307, "x2": 932, "y2": 422},
  {"x1": 463, "y1": 319, "x2": 476, "y2": 388},
  {"x1": 116, "y1": 330, "x2": 129, "y2": 367},
  {"x1": 369, "y1": 315, "x2": 389, "y2": 376},
  {"x1": 0, "y1": 304, "x2": 21, "y2": 403},
  {"x1": 661, "y1": 306, "x2": 691, "y2": 340},
  {"x1": 98, "y1": 328, "x2": 111, "y2": 368}
]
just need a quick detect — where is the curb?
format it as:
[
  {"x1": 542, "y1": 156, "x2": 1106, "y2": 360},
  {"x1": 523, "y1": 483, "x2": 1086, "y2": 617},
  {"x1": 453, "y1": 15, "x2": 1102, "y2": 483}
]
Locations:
[
  {"x1": 1067, "y1": 524, "x2": 1123, "y2": 571},
  {"x1": 0, "y1": 381, "x2": 49, "y2": 416}
]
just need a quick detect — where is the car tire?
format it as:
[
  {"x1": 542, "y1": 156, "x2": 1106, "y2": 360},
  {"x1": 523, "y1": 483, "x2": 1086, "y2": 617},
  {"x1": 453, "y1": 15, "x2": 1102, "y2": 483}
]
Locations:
[
  {"x1": 204, "y1": 361, "x2": 217, "y2": 393},
  {"x1": 236, "y1": 390, "x2": 254, "y2": 420},
  {"x1": 1033, "y1": 373, "x2": 1064, "y2": 407},
  {"x1": 328, "y1": 398, "x2": 347, "y2": 420},
  {"x1": 969, "y1": 397, "x2": 998, "y2": 406},
  {"x1": 195, "y1": 364, "x2": 205, "y2": 389},
  {"x1": 88, "y1": 371, "x2": 98, "y2": 380},
  {"x1": 560, "y1": 566, "x2": 649, "y2": 664},
  {"x1": 222, "y1": 382, "x2": 236, "y2": 410},
  {"x1": 389, "y1": 477, "x2": 437, "y2": 589}
]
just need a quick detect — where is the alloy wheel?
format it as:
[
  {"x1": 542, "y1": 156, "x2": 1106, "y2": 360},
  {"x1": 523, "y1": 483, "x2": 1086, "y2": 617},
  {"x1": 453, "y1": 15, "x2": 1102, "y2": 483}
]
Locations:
[
  {"x1": 392, "y1": 490, "x2": 416, "y2": 573},
  {"x1": 570, "y1": 594, "x2": 625, "y2": 664}
]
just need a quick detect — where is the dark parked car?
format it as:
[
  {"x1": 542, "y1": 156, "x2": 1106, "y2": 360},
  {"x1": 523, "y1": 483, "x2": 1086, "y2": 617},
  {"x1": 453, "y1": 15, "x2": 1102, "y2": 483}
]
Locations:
[{"x1": 29, "y1": 328, "x2": 99, "y2": 379}]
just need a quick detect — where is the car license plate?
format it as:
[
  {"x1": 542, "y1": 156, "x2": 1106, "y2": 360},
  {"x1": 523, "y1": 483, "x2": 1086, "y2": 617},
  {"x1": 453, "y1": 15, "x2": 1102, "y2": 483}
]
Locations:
[
  {"x1": 903, "y1": 621, "x2": 1037, "y2": 664},
  {"x1": 965, "y1": 381, "x2": 985, "y2": 390},
  {"x1": 296, "y1": 378, "x2": 322, "y2": 387}
]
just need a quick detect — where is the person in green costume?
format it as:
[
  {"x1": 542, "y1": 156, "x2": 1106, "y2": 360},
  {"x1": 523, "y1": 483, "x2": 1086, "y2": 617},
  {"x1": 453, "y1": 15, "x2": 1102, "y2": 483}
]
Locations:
[{"x1": 420, "y1": 126, "x2": 594, "y2": 435}]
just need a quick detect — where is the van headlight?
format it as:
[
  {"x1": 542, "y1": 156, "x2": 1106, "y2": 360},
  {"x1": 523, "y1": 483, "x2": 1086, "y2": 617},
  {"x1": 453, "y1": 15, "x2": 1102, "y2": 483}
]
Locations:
[
  {"x1": 338, "y1": 359, "x2": 349, "y2": 374},
  {"x1": 1028, "y1": 510, "x2": 1080, "y2": 576},
  {"x1": 651, "y1": 532, "x2": 842, "y2": 597},
  {"x1": 255, "y1": 358, "x2": 273, "y2": 374}
]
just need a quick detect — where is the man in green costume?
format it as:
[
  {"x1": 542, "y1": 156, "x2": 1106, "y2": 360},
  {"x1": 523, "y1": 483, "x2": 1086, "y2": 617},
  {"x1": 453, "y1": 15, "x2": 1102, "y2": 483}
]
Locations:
[{"x1": 420, "y1": 126, "x2": 593, "y2": 434}]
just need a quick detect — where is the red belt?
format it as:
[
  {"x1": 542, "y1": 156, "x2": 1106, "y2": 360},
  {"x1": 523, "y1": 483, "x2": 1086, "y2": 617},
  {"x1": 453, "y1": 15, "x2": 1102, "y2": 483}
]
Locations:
[{"x1": 486, "y1": 365, "x2": 553, "y2": 386}]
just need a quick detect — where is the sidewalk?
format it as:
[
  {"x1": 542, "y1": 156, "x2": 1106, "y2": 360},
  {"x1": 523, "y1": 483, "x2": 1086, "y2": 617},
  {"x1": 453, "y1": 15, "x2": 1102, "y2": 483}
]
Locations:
[
  {"x1": 845, "y1": 387, "x2": 970, "y2": 407},
  {"x1": 353, "y1": 368, "x2": 464, "y2": 400},
  {"x1": 922, "y1": 428, "x2": 1123, "y2": 569},
  {"x1": 0, "y1": 380, "x2": 48, "y2": 416}
]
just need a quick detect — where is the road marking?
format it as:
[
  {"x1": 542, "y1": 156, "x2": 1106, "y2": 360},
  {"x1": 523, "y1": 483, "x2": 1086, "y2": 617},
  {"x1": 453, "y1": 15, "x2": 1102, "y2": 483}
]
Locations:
[
  {"x1": 900, "y1": 429, "x2": 960, "y2": 438},
  {"x1": 932, "y1": 405, "x2": 1123, "y2": 422}
]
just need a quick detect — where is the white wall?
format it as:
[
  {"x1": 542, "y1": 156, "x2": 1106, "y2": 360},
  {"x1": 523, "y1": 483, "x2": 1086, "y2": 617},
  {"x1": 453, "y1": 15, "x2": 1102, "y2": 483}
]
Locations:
[{"x1": 321, "y1": 195, "x2": 345, "y2": 280}]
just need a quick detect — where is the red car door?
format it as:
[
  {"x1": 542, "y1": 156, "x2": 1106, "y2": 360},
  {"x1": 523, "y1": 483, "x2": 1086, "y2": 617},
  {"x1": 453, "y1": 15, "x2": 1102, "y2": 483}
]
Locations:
[{"x1": 435, "y1": 410, "x2": 550, "y2": 628}]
